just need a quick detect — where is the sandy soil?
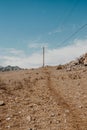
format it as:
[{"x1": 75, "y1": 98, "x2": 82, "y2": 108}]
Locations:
[{"x1": 0, "y1": 65, "x2": 87, "y2": 130}]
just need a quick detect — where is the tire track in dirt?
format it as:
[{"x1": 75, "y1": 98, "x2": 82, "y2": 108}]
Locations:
[{"x1": 44, "y1": 68, "x2": 86, "y2": 130}]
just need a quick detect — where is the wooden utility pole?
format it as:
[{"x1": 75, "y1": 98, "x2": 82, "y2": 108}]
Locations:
[{"x1": 43, "y1": 46, "x2": 45, "y2": 67}]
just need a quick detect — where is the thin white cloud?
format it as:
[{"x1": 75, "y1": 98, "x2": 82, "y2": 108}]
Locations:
[
  {"x1": 0, "y1": 48, "x2": 42, "y2": 68},
  {"x1": 0, "y1": 39, "x2": 87, "y2": 68},
  {"x1": 48, "y1": 27, "x2": 63, "y2": 35},
  {"x1": 28, "y1": 39, "x2": 48, "y2": 49},
  {"x1": 0, "y1": 48, "x2": 24, "y2": 56},
  {"x1": 8, "y1": 48, "x2": 24, "y2": 55},
  {"x1": 45, "y1": 39, "x2": 87, "y2": 65}
]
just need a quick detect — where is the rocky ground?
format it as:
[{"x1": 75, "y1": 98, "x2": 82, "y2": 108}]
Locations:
[{"x1": 0, "y1": 54, "x2": 87, "y2": 130}]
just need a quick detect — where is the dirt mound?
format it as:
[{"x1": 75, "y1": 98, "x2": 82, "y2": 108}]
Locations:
[{"x1": 0, "y1": 57, "x2": 87, "y2": 130}]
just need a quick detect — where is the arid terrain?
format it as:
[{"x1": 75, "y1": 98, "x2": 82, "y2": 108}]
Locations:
[{"x1": 0, "y1": 55, "x2": 87, "y2": 130}]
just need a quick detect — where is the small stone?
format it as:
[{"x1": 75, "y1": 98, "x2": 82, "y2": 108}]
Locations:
[
  {"x1": 66, "y1": 68, "x2": 71, "y2": 71},
  {"x1": 6, "y1": 117, "x2": 11, "y2": 121},
  {"x1": 50, "y1": 120, "x2": 52, "y2": 124},
  {"x1": 51, "y1": 113, "x2": 55, "y2": 117},
  {"x1": 27, "y1": 116, "x2": 31, "y2": 122},
  {"x1": 64, "y1": 119, "x2": 67, "y2": 123},
  {"x1": 29, "y1": 128, "x2": 32, "y2": 130},
  {"x1": 19, "y1": 111, "x2": 21, "y2": 114},
  {"x1": 79, "y1": 105, "x2": 83, "y2": 108},
  {"x1": 65, "y1": 109, "x2": 69, "y2": 113},
  {"x1": 0, "y1": 101, "x2": 5, "y2": 106},
  {"x1": 6, "y1": 125, "x2": 10, "y2": 128},
  {"x1": 56, "y1": 120, "x2": 61, "y2": 124}
]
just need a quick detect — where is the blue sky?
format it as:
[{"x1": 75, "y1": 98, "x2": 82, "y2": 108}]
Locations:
[{"x1": 0, "y1": 0, "x2": 87, "y2": 68}]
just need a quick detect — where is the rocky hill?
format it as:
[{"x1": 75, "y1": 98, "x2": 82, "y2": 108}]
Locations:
[
  {"x1": 0, "y1": 54, "x2": 87, "y2": 130},
  {"x1": 68, "y1": 53, "x2": 87, "y2": 66}
]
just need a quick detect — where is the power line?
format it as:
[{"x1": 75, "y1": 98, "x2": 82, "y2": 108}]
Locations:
[
  {"x1": 61, "y1": 0, "x2": 80, "y2": 26},
  {"x1": 58, "y1": 23, "x2": 87, "y2": 46},
  {"x1": 57, "y1": 0, "x2": 80, "y2": 29}
]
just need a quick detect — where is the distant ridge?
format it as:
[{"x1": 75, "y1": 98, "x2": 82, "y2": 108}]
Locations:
[{"x1": 0, "y1": 65, "x2": 22, "y2": 72}]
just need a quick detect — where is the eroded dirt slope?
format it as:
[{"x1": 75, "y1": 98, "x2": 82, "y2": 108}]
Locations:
[{"x1": 0, "y1": 66, "x2": 87, "y2": 130}]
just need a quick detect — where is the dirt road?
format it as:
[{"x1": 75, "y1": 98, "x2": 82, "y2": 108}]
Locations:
[{"x1": 44, "y1": 68, "x2": 87, "y2": 130}]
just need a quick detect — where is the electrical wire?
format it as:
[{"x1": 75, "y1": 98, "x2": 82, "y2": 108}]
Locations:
[
  {"x1": 61, "y1": 0, "x2": 80, "y2": 26},
  {"x1": 59, "y1": 23, "x2": 87, "y2": 46},
  {"x1": 57, "y1": 0, "x2": 80, "y2": 29}
]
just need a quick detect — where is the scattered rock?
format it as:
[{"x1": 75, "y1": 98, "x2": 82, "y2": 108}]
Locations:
[
  {"x1": 6, "y1": 125, "x2": 10, "y2": 128},
  {"x1": 27, "y1": 115, "x2": 31, "y2": 122},
  {"x1": 68, "y1": 59, "x2": 79, "y2": 67},
  {"x1": 29, "y1": 128, "x2": 32, "y2": 130},
  {"x1": 0, "y1": 101, "x2": 5, "y2": 106},
  {"x1": 79, "y1": 105, "x2": 83, "y2": 109},
  {"x1": 65, "y1": 109, "x2": 70, "y2": 113},
  {"x1": 18, "y1": 111, "x2": 22, "y2": 114},
  {"x1": 66, "y1": 53, "x2": 87, "y2": 69},
  {"x1": 6, "y1": 117, "x2": 11, "y2": 121},
  {"x1": 64, "y1": 118, "x2": 67, "y2": 123},
  {"x1": 84, "y1": 57, "x2": 87, "y2": 66},
  {"x1": 78, "y1": 53, "x2": 87, "y2": 65},
  {"x1": 49, "y1": 120, "x2": 52, "y2": 124},
  {"x1": 57, "y1": 65, "x2": 63, "y2": 70},
  {"x1": 66, "y1": 67, "x2": 71, "y2": 71},
  {"x1": 51, "y1": 113, "x2": 55, "y2": 117}
]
